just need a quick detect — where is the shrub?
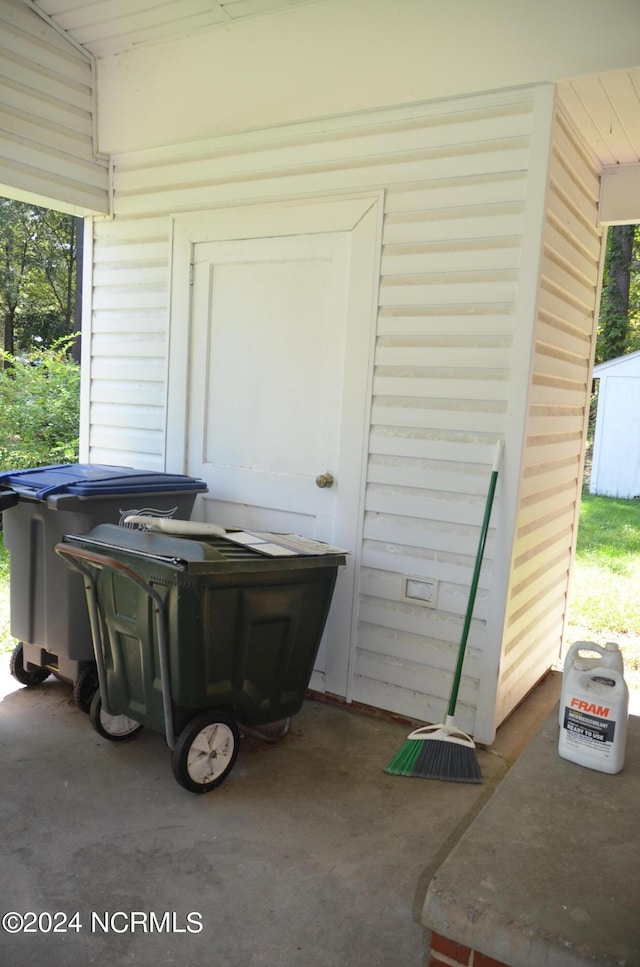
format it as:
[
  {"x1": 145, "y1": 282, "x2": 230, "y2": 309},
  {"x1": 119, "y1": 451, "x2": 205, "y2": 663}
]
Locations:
[{"x1": 0, "y1": 335, "x2": 80, "y2": 472}]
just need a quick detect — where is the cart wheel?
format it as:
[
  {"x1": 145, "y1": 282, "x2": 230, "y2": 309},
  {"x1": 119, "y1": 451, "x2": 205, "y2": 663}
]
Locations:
[
  {"x1": 73, "y1": 665, "x2": 99, "y2": 714},
  {"x1": 89, "y1": 690, "x2": 144, "y2": 742},
  {"x1": 172, "y1": 712, "x2": 240, "y2": 794},
  {"x1": 9, "y1": 643, "x2": 50, "y2": 686}
]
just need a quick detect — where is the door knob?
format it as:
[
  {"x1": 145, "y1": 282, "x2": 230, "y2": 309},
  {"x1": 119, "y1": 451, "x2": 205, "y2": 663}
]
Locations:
[{"x1": 315, "y1": 472, "x2": 334, "y2": 489}]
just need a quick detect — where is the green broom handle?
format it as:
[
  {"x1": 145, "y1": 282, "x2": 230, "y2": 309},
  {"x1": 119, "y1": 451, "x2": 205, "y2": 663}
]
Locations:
[{"x1": 447, "y1": 440, "x2": 504, "y2": 718}]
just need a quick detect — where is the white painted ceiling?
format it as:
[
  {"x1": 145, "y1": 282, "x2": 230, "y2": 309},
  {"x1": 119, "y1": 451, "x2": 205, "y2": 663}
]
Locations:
[
  {"x1": 558, "y1": 69, "x2": 640, "y2": 167},
  {"x1": 25, "y1": 0, "x2": 322, "y2": 57},
  {"x1": 21, "y1": 1, "x2": 640, "y2": 169}
]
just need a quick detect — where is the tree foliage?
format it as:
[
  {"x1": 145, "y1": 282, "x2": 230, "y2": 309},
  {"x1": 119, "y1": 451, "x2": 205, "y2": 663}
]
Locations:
[
  {"x1": 0, "y1": 199, "x2": 79, "y2": 361},
  {"x1": 0, "y1": 336, "x2": 80, "y2": 472},
  {"x1": 596, "y1": 224, "x2": 640, "y2": 364}
]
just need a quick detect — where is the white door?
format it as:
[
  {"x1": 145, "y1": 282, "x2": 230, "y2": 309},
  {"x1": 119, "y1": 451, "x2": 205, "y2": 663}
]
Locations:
[
  {"x1": 167, "y1": 197, "x2": 381, "y2": 696},
  {"x1": 188, "y1": 233, "x2": 348, "y2": 541}
]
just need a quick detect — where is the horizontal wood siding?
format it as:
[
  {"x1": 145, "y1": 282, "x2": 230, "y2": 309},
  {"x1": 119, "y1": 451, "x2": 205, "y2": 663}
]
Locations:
[
  {"x1": 0, "y1": 0, "x2": 108, "y2": 214},
  {"x1": 356, "y1": 158, "x2": 528, "y2": 735},
  {"x1": 88, "y1": 216, "x2": 169, "y2": 468},
  {"x1": 92, "y1": 90, "x2": 536, "y2": 735},
  {"x1": 497, "y1": 105, "x2": 602, "y2": 724}
]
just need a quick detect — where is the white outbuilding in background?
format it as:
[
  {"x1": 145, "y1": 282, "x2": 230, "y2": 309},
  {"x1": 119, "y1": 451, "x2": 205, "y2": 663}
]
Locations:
[{"x1": 591, "y1": 350, "x2": 640, "y2": 498}]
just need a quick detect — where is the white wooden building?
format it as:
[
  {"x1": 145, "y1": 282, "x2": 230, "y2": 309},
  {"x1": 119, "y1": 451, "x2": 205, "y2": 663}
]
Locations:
[
  {"x1": 2, "y1": 0, "x2": 640, "y2": 744},
  {"x1": 591, "y1": 351, "x2": 640, "y2": 498}
]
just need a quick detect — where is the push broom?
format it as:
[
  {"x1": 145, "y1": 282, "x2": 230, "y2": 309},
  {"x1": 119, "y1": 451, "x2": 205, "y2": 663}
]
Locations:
[{"x1": 385, "y1": 440, "x2": 504, "y2": 783}]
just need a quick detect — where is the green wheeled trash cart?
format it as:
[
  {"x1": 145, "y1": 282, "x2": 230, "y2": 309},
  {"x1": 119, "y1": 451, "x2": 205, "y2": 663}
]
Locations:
[{"x1": 56, "y1": 523, "x2": 346, "y2": 793}]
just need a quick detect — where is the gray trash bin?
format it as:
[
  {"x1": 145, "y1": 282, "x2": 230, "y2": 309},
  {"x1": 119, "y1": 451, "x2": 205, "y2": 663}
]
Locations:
[{"x1": 0, "y1": 464, "x2": 207, "y2": 708}]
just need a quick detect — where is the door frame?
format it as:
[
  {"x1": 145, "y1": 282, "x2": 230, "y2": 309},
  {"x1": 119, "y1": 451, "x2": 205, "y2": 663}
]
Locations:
[{"x1": 165, "y1": 193, "x2": 383, "y2": 697}]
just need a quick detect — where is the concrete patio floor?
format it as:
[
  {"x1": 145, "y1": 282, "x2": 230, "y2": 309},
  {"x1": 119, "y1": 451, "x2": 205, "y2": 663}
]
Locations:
[{"x1": 0, "y1": 664, "x2": 560, "y2": 967}]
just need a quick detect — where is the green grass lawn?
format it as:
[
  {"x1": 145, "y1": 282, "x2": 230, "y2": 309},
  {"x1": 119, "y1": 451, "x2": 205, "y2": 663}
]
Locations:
[
  {"x1": 568, "y1": 495, "x2": 640, "y2": 633},
  {"x1": 565, "y1": 494, "x2": 640, "y2": 691}
]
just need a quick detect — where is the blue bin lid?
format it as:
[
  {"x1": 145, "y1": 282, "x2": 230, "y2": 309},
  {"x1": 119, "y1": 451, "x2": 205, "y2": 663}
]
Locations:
[{"x1": 0, "y1": 464, "x2": 207, "y2": 500}]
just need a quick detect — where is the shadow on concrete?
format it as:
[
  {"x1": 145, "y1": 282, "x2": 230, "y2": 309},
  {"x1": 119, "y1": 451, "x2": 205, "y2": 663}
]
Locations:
[{"x1": 0, "y1": 666, "x2": 560, "y2": 967}]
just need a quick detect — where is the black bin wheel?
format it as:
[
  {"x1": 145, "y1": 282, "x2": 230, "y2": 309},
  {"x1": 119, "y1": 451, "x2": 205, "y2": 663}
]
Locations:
[
  {"x1": 89, "y1": 690, "x2": 144, "y2": 742},
  {"x1": 171, "y1": 712, "x2": 240, "y2": 794},
  {"x1": 9, "y1": 643, "x2": 50, "y2": 686},
  {"x1": 73, "y1": 665, "x2": 99, "y2": 714}
]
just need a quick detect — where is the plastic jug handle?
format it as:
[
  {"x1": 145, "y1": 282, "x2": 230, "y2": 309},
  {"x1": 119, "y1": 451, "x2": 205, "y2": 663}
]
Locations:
[
  {"x1": 564, "y1": 641, "x2": 606, "y2": 665},
  {"x1": 580, "y1": 667, "x2": 627, "y2": 690}
]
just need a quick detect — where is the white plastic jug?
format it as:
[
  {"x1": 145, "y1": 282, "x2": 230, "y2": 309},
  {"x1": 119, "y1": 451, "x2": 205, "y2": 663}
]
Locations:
[
  {"x1": 558, "y1": 665, "x2": 629, "y2": 774},
  {"x1": 559, "y1": 641, "x2": 624, "y2": 725}
]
